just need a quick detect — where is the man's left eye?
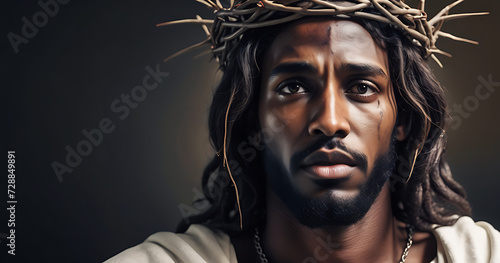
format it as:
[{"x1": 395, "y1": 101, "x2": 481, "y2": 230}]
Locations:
[{"x1": 345, "y1": 82, "x2": 377, "y2": 96}]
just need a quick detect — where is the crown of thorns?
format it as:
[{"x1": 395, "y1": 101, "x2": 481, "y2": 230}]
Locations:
[{"x1": 158, "y1": 0, "x2": 487, "y2": 68}]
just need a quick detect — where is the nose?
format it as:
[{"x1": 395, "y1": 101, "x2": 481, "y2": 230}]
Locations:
[{"x1": 307, "y1": 87, "x2": 350, "y2": 138}]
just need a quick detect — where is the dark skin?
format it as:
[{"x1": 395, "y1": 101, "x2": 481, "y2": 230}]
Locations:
[{"x1": 232, "y1": 18, "x2": 436, "y2": 263}]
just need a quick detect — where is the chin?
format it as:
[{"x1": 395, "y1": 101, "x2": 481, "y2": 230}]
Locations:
[{"x1": 263, "y1": 145, "x2": 397, "y2": 228}]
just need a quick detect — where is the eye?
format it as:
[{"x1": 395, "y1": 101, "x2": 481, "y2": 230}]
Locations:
[
  {"x1": 346, "y1": 82, "x2": 377, "y2": 95},
  {"x1": 345, "y1": 81, "x2": 379, "y2": 102},
  {"x1": 276, "y1": 80, "x2": 309, "y2": 95}
]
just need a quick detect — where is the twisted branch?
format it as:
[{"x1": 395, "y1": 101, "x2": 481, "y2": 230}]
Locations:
[{"x1": 157, "y1": 0, "x2": 487, "y2": 67}]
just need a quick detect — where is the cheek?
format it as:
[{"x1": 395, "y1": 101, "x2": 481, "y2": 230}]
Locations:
[
  {"x1": 259, "y1": 98, "x2": 309, "y2": 162},
  {"x1": 349, "y1": 99, "x2": 396, "y2": 156},
  {"x1": 349, "y1": 102, "x2": 380, "y2": 134},
  {"x1": 378, "y1": 97, "x2": 398, "y2": 145}
]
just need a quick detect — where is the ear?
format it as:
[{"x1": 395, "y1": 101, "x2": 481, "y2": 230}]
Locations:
[
  {"x1": 394, "y1": 124, "x2": 407, "y2": 141},
  {"x1": 394, "y1": 113, "x2": 410, "y2": 141}
]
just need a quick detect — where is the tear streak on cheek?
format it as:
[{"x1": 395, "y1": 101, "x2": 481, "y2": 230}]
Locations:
[{"x1": 377, "y1": 99, "x2": 384, "y2": 141}]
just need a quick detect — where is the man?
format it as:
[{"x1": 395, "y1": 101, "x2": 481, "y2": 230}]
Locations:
[{"x1": 106, "y1": 1, "x2": 499, "y2": 262}]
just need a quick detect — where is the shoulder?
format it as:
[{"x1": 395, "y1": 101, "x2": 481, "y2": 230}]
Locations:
[
  {"x1": 104, "y1": 224, "x2": 237, "y2": 263},
  {"x1": 431, "y1": 216, "x2": 500, "y2": 263}
]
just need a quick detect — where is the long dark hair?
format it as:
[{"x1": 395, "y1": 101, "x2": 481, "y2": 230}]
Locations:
[{"x1": 176, "y1": 17, "x2": 471, "y2": 235}]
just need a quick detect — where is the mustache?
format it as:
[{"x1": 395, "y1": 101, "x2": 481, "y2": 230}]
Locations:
[{"x1": 290, "y1": 138, "x2": 368, "y2": 173}]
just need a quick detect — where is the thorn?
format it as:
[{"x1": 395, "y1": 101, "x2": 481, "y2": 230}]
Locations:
[
  {"x1": 156, "y1": 19, "x2": 213, "y2": 27},
  {"x1": 438, "y1": 31, "x2": 478, "y2": 45},
  {"x1": 197, "y1": 15, "x2": 211, "y2": 36},
  {"x1": 430, "y1": 12, "x2": 488, "y2": 26},
  {"x1": 428, "y1": 0, "x2": 465, "y2": 26},
  {"x1": 430, "y1": 54, "x2": 444, "y2": 68},
  {"x1": 430, "y1": 48, "x2": 452, "y2": 57},
  {"x1": 447, "y1": 0, "x2": 465, "y2": 10},
  {"x1": 419, "y1": 0, "x2": 426, "y2": 12}
]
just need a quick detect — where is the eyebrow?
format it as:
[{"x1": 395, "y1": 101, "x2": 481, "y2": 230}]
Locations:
[
  {"x1": 341, "y1": 63, "x2": 388, "y2": 79},
  {"x1": 268, "y1": 62, "x2": 318, "y2": 78}
]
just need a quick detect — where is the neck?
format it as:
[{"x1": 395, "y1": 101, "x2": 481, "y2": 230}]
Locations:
[{"x1": 263, "y1": 184, "x2": 408, "y2": 263}]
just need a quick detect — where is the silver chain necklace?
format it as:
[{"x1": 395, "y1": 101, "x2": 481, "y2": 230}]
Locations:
[{"x1": 254, "y1": 225, "x2": 414, "y2": 263}]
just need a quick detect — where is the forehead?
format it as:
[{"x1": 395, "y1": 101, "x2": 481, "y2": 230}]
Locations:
[
  {"x1": 276, "y1": 18, "x2": 371, "y2": 45},
  {"x1": 263, "y1": 18, "x2": 388, "y2": 73}
]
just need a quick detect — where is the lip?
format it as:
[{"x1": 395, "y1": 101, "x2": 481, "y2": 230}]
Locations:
[
  {"x1": 299, "y1": 150, "x2": 357, "y2": 179},
  {"x1": 303, "y1": 164, "x2": 355, "y2": 179}
]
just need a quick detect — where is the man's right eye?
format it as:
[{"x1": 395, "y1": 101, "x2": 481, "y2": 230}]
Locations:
[{"x1": 276, "y1": 80, "x2": 309, "y2": 95}]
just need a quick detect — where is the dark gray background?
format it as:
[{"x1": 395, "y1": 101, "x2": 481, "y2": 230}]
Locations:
[{"x1": 3, "y1": 0, "x2": 499, "y2": 262}]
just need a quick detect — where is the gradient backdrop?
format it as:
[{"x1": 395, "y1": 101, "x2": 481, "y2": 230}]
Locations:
[{"x1": 3, "y1": 0, "x2": 500, "y2": 262}]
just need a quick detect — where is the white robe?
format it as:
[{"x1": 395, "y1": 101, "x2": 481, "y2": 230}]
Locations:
[{"x1": 105, "y1": 216, "x2": 500, "y2": 263}]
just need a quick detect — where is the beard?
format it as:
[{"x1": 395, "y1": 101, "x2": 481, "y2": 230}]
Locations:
[{"x1": 263, "y1": 140, "x2": 397, "y2": 228}]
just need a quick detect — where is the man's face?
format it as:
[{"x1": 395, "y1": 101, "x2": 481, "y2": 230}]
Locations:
[{"x1": 258, "y1": 18, "x2": 400, "y2": 227}]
